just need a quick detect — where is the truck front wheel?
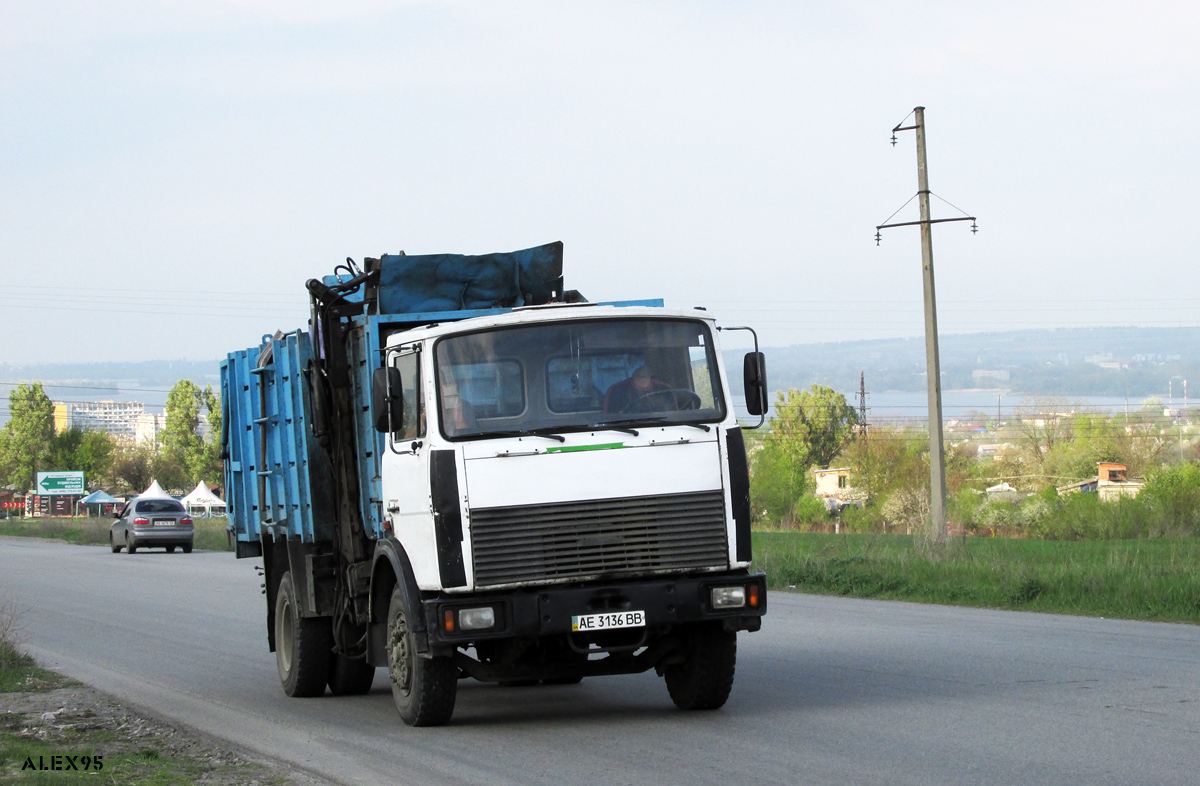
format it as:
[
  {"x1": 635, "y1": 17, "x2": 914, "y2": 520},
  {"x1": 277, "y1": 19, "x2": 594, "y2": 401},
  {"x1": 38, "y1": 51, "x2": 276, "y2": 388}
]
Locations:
[
  {"x1": 275, "y1": 571, "x2": 333, "y2": 697},
  {"x1": 664, "y1": 623, "x2": 737, "y2": 710},
  {"x1": 387, "y1": 587, "x2": 457, "y2": 726}
]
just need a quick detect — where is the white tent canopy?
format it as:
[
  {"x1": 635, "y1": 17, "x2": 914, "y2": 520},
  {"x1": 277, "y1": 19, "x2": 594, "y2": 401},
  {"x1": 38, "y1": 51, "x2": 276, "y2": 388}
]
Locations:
[
  {"x1": 139, "y1": 480, "x2": 172, "y2": 499},
  {"x1": 182, "y1": 481, "x2": 227, "y2": 517}
]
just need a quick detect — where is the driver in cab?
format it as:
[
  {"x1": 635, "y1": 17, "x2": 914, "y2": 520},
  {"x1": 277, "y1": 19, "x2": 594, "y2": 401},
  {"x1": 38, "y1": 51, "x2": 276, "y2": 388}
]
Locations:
[{"x1": 603, "y1": 365, "x2": 675, "y2": 413}]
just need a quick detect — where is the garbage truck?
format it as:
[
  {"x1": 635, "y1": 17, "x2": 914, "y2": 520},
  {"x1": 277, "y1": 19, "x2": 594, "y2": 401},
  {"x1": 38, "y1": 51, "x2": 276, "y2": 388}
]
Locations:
[{"x1": 221, "y1": 241, "x2": 769, "y2": 726}]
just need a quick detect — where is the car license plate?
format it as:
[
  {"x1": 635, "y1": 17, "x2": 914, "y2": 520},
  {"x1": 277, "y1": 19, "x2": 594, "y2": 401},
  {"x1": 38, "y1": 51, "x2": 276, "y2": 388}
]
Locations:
[
  {"x1": 153, "y1": 519, "x2": 174, "y2": 526},
  {"x1": 571, "y1": 610, "x2": 645, "y2": 632}
]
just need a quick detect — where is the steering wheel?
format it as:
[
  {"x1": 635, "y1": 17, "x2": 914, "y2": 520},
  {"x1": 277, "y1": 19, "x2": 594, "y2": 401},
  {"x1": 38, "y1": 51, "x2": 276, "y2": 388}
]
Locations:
[{"x1": 622, "y1": 388, "x2": 702, "y2": 413}]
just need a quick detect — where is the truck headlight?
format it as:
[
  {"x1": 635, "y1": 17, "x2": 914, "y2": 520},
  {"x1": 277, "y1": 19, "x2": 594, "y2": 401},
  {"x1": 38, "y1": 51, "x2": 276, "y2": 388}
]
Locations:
[
  {"x1": 711, "y1": 586, "x2": 746, "y2": 609},
  {"x1": 457, "y1": 606, "x2": 496, "y2": 631}
]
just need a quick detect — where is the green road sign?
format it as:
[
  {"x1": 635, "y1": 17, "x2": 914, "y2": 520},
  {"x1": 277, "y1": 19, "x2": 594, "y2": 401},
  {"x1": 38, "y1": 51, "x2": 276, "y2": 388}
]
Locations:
[{"x1": 36, "y1": 471, "x2": 85, "y2": 495}]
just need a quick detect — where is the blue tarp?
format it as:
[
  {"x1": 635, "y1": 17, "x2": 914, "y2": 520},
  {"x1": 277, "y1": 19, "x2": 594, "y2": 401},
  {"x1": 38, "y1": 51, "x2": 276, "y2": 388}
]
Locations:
[
  {"x1": 79, "y1": 490, "x2": 119, "y2": 504},
  {"x1": 376, "y1": 241, "x2": 564, "y2": 315}
]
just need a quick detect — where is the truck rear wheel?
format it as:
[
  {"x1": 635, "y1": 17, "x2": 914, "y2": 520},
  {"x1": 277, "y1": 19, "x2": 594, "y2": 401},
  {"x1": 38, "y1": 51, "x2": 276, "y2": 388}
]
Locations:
[
  {"x1": 328, "y1": 653, "x2": 376, "y2": 696},
  {"x1": 387, "y1": 587, "x2": 457, "y2": 726},
  {"x1": 664, "y1": 623, "x2": 737, "y2": 710},
  {"x1": 275, "y1": 571, "x2": 333, "y2": 697}
]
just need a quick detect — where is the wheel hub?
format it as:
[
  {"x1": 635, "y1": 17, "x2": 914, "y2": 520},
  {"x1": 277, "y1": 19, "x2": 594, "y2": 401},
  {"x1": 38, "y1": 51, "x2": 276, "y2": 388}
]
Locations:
[{"x1": 389, "y1": 612, "x2": 412, "y2": 696}]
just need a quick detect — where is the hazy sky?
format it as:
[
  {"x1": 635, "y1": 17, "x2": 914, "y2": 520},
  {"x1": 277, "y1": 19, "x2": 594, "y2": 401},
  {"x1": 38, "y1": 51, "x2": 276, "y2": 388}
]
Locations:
[{"x1": 2, "y1": 0, "x2": 1198, "y2": 364}]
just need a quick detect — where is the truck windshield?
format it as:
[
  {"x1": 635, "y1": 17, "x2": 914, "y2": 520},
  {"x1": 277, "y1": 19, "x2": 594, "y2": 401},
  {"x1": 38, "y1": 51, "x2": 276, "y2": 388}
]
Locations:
[{"x1": 434, "y1": 317, "x2": 725, "y2": 439}]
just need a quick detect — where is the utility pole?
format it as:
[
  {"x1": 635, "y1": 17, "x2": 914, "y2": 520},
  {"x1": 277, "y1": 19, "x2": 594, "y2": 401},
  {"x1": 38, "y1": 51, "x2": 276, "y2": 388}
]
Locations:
[
  {"x1": 859, "y1": 372, "x2": 871, "y2": 501},
  {"x1": 876, "y1": 107, "x2": 976, "y2": 544},
  {"x1": 858, "y1": 372, "x2": 869, "y2": 432}
]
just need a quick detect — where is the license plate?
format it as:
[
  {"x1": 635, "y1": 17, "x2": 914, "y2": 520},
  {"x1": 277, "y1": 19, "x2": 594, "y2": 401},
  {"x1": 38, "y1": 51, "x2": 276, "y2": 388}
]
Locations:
[
  {"x1": 153, "y1": 519, "x2": 175, "y2": 526},
  {"x1": 571, "y1": 610, "x2": 645, "y2": 632}
]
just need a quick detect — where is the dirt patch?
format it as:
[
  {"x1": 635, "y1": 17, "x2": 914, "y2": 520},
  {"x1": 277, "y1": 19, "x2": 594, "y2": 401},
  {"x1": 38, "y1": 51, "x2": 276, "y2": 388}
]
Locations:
[{"x1": 0, "y1": 679, "x2": 330, "y2": 785}]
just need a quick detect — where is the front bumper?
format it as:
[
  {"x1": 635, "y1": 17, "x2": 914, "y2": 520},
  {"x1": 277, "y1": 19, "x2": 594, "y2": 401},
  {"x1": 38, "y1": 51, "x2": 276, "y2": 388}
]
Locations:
[{"x1": 422, "y1": 571, "x2": 766, "y2": 649}]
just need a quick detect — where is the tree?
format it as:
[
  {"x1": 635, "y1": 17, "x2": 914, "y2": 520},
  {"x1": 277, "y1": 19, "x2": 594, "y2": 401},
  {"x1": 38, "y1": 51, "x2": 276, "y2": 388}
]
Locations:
[
  {"x1": 749, "y1": 385, "x2": 858, "y2": 524},
  {"x1": 196, "y1": 385, "x2": 223, "y2": 485},
  {"x1": 768, "y1": 384, "x2": 859, "y2": 470},
  {"x1": 0, "y1": 382, "x2": 56, "y2": 492},
  {"x1": 45, "y1": 427, "x2": 117, "y2": 482},
  {"x1": 161, "y1": 380, "x2": 223, "y2": 487},
  {"x1": 1012, "y1": 397, "x2": 1076, "y2": 466},
  {"x1": 112, "y1": 441, "x2": 172, "y2": 493},
  {"x1": 163, "y1": 380, "x2": 203, "y2": 474}
]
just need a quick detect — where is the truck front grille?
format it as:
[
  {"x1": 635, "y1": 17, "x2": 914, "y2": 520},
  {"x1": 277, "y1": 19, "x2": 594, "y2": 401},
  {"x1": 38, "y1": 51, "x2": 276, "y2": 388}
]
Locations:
[{"x1": 469, "y1": 490, "x2": 729, "y2": 587}]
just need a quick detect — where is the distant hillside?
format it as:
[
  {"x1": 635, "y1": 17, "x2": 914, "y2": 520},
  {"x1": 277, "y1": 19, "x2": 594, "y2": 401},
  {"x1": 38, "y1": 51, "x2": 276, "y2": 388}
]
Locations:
[
  {"x1": 4, "y1": 327, "x2": 1200, "y2": 427},
  {"x1": 755, "y1": 326, "x2": 1200, "y2": 397},
  {"x1": 0, "y1": 360, "x2": 222, "y2": 424}
]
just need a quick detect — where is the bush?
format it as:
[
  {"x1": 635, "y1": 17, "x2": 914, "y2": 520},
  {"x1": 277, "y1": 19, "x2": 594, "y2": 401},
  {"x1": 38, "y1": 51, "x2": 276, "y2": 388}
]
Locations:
[
  {"x1": 1025, "y1": 492, "x2": 1171, "y2": 540},
  {"x1": 880, "y1": 487, "x2": 929, "y2": 533},
  {"x1": 1141, "y1": 463, "x2": 1200, "y2": 534},
  {"x1": 792, "y1": 495, "x2": 830, "y2": 525},
  {"x1": 0, "y1": 595, "x2": 34, "y2": 671},
  {"x1": 839, "y1": 502, "x2": 885, "y2": 533}
]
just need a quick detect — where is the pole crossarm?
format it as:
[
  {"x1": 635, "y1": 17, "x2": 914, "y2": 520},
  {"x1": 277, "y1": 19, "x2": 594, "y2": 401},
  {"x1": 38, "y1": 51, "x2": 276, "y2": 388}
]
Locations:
[{"x1": 876, "y1": 216, "x2": 977, "y2": 231}]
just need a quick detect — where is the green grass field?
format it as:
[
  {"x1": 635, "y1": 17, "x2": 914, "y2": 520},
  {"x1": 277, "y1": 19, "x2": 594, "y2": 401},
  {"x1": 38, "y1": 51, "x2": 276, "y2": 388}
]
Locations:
[
  {"x1": 0, "y1": 517, "x2": 233, "y2": 552},
  {"x1": 752, "y1": 531, "x2": 1200, "y2": 624}
]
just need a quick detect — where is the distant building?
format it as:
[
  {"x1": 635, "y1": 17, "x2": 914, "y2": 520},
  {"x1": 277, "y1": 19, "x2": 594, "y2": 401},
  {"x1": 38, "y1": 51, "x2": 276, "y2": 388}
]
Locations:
[
  {"x1": 135, "y1": 412, "x2": 167, "y2": 444},
  {"x1": 53, "y1": 401, "x2": 145, "y2": 439},
  {"x1": 813, "y1": 467, "x2": 854, "y2": 498},
  {"x1": 977, "y1": 442, "x2": 1016, "y2": 459},
  {"x1": 1057, "y1": 462, "x2": 1144, "y2": 501},
  {"x1": 971, "y1": 369, "x2": 1010, "y2": 382}
]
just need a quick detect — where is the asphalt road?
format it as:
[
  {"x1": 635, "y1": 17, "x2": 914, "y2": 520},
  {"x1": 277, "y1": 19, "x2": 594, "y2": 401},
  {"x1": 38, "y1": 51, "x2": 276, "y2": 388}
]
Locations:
[{"x1": 2, "y1": 536, "x2": 1199, "y2": 786}]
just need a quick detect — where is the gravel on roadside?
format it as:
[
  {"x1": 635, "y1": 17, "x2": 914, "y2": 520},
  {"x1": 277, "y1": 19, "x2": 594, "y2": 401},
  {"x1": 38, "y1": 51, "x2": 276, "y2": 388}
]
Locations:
[{"x1": 0, "y1": 675, "x2": 332, "y2": 786}]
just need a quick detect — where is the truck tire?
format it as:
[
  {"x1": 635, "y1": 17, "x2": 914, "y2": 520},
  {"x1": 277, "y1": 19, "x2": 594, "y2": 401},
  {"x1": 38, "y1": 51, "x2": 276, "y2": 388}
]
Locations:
[
  {"x1": 387, "y1": 587, "x2": 457, "y2": 726},
  {"x1": 328, "y1": 653, "x2": 376, "y2": 696},
  {"x1": 275, "y1": 571, "x2": 333, "y2": 697},
  {"x1": 664, "y1": 623, "x2": 737, "y2": 710}
]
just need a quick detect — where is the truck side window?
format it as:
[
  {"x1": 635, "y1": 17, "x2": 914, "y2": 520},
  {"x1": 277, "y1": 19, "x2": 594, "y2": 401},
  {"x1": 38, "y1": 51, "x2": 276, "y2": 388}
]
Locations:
[{"x1": 394, "y1": 351, "x2": 425, "y2": 441}]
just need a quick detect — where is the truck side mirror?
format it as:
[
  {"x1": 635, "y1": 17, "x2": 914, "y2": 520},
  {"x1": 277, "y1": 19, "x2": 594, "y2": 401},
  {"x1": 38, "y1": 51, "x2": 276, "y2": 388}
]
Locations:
[
  {"x1": 743, "y1": 352, "x2": 768, "y2": 417},
  {"x1": 371, "y1": 367, "x2": 404, "y2": 433}
]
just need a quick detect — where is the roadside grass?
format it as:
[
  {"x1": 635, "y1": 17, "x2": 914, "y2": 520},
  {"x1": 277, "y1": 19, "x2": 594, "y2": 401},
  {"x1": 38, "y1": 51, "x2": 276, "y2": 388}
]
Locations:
[
  {"x1": 0, "y1": 597, "x2": 64, "y2": 694},
  {"x1": 0, "y1": 517, "x2": 232, "y2": 552},
  {"x1": 752, "y1": 531, "x2": 1200, "y2": 624},
  {"x1": 0, "y1": 734, "x2": 271, "y2": 785}
]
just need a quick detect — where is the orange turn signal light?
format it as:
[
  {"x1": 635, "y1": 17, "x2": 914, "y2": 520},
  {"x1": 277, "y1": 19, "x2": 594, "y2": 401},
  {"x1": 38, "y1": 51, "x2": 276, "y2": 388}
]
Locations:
[
  {"x1": 747, "y1": 584, "x2": 760, "y2": 608},
  {"x1": 443, "y1": 608, "x2": 455, "y2": 633}
]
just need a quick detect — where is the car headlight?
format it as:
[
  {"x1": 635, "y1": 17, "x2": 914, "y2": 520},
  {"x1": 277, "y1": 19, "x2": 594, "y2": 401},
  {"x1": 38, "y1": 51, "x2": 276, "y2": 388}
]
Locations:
[
  {"x1": 457, "y1": 607, "x2": 496, "y2": 631},
  {"x1": 711, "y1": 586, "x2": 746, "y2": 609}
]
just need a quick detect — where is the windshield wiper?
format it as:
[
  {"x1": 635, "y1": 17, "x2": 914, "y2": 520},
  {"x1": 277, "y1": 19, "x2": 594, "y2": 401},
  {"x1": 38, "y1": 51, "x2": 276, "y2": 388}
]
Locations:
[
  {"x1": 632, "y1": 419, "x2": 712, "y2": 432},
  {"x1": 482, "y1": 429, "x2": 567, "y2": 443},
  {"x1": 591, "y1": 422, "x2": 640, "y2": 436}
]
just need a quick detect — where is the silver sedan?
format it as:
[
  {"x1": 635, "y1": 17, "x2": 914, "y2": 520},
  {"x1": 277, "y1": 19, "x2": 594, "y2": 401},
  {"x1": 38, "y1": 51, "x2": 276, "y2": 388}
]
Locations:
[{"x1": 110, "y1": 497, "x2": 194, "y2": 554}]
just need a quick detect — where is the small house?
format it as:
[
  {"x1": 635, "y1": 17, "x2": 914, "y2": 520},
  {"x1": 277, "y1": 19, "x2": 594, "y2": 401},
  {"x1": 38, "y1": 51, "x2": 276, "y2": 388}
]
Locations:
[{"x1": 1057, "y1": 462, "x2": 1144, "y2": 501}]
